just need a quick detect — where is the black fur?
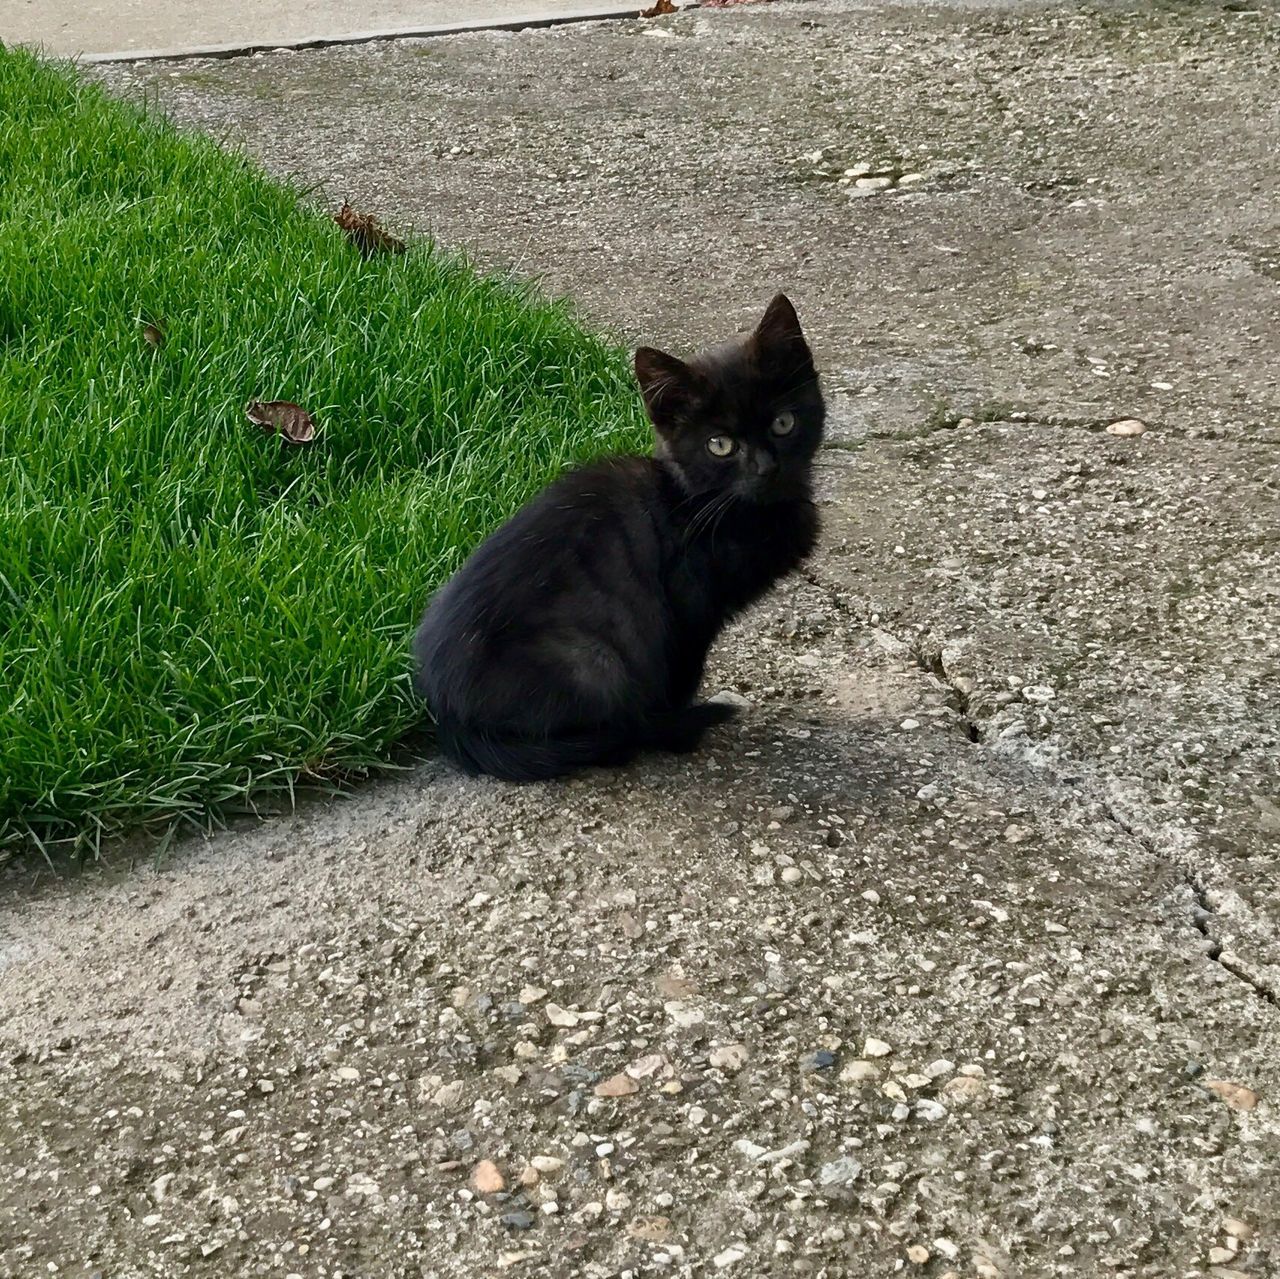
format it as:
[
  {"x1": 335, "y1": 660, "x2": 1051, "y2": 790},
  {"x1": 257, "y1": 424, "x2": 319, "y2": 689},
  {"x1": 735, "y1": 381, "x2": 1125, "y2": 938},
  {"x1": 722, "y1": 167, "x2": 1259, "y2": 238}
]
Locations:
[{"x1": 413, "y1": 294, "x2": 825, "y2": 781}]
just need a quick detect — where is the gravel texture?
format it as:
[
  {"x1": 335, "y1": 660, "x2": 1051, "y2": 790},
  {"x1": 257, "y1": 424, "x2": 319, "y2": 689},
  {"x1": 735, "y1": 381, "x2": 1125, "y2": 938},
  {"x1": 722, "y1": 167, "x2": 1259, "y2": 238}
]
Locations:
[{"x1": 3, "y1": 2, "x2": 1279, "y2": 1275}]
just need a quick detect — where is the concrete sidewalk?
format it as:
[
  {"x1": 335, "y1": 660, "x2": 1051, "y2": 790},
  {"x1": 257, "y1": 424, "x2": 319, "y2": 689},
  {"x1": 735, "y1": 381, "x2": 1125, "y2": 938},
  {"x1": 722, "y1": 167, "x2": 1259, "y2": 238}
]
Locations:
[
  {"x1": 3, "y1": 0, "x2": 652, "y2": 61},
  {"x1": 3, "y1": 2, "x2": 1280, "y2": 1277}
]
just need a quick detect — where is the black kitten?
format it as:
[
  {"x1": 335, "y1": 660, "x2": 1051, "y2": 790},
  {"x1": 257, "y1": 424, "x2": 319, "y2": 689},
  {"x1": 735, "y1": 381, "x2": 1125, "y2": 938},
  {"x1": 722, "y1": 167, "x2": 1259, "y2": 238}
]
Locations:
[{"x1": 413, "y1": 293, "x2": 825, "y2": 781}]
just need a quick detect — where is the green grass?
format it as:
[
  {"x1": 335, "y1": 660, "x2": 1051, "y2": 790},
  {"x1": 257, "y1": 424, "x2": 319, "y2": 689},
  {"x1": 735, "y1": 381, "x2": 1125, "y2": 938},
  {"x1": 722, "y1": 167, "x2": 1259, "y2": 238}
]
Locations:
[{"x1": 0, "y1": 48, "x2": 648, "y2": 860}]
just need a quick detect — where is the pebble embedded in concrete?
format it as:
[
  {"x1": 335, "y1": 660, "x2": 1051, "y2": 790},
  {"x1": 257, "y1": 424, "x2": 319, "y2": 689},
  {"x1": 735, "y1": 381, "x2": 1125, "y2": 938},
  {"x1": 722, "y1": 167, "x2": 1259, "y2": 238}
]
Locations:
[{"x1": 1106, "y1": 418, "x2": 1147, "y2": 436}]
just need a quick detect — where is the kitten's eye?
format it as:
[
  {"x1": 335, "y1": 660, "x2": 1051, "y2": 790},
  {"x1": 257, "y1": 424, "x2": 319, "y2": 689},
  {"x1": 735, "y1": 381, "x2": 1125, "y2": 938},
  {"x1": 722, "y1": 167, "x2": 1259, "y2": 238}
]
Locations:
[
  {"x1": 770, "y1": 410, "x2": 797, "y2": 437},
  {"x1": 706, "y1": 436, "x2": 737, "y2": 458}
]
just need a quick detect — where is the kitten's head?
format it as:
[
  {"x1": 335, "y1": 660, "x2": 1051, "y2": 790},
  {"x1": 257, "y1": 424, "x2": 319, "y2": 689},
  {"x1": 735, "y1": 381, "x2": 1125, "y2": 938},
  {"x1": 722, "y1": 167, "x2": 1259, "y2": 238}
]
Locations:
[{"x1": 634, "y1": 293, "x2": 824, "y2": 503}]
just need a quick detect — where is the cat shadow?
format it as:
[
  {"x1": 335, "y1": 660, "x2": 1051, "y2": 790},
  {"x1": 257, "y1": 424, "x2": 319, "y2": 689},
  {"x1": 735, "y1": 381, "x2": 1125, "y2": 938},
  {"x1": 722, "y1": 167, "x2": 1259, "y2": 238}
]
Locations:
[
  {"x1": 562, "y1": 704, "x2": 982, "y2": 826},
  {"x1": 0, "y1": 702, "x2": 981, "y2": 910}
]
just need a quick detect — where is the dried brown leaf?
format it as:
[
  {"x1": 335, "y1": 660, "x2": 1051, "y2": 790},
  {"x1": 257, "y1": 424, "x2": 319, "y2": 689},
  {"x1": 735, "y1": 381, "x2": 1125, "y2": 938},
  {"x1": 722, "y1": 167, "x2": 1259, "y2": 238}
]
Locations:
[
  {"x1": 245, "y1": 400, "x2": 317, "y2": 445},
  {"x1": 640, "y1": 0, "x2": 676, "y2": 15},
  {"x1": 334, "y1": 202, "x2": 406, "y2": 257}
]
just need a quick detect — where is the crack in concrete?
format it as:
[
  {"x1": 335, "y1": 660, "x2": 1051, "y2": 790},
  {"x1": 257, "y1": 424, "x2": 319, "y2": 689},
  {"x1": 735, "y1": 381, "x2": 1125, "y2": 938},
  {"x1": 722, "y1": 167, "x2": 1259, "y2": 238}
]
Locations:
[
  {"x1": 798, "y1": 566, "x2": 984, "y2": 743},
  {"x1": 1185, "y1": 870, "x2": 1280, "y2": 1009},
  {"x1": 1103, "y1": 800, "x2": 1279, "y2": 1009},
  {"x1": 1187, "y1": 872, "x2": 1224, "y2": 961},
  {"x1": 800, "y1": 564, "x2": 1277, "y2": 1010},
  {"x1": 909, "y1": 642, "x2": 983, "y2": 744}
]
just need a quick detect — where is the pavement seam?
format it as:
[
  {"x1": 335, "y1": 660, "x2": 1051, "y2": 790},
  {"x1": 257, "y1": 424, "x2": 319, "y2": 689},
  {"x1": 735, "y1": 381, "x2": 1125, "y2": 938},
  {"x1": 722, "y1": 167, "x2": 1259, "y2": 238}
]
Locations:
[{"x1": 76, "y1": 4, "x2": 698, "y2": 66}]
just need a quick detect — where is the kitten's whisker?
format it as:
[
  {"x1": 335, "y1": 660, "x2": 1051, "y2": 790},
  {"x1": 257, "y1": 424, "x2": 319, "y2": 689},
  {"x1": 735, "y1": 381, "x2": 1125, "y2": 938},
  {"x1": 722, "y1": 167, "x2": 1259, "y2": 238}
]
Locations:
[
  {"x1": 685, "y1": 493, "x2": 724, "y2": 539},
  {"x1": 707, "y1": 494, "x2": 737, "y2": 547},
  {"x1": 672, "y1": 489, "x2": 707, "y2": 517},
  {"x1": 682, "y1": 501, "x2": 711, "y2": 545},
  {"x1": 683, "y1": 490, "x2": 734, "y2": 547}
]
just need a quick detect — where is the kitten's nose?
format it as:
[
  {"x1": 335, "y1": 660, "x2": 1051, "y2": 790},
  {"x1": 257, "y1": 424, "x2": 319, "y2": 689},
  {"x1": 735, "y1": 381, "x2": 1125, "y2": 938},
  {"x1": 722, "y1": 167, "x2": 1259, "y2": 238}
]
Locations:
[{"x1": 750, "y1": 449, "x2": 778, "y2": 478}]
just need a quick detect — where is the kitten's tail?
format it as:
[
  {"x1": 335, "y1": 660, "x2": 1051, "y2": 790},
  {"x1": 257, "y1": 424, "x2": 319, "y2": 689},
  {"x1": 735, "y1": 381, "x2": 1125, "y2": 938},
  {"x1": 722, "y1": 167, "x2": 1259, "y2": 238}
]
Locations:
[
  {"x1": 434, "y1": 703, "x2": 738, "y2": 783},
  {"x1": 434, "y1": 718, "x2": 636, "y2": 782},
  {"x1": 643, "y1": 701, "x2": 739, "y2": 754}
]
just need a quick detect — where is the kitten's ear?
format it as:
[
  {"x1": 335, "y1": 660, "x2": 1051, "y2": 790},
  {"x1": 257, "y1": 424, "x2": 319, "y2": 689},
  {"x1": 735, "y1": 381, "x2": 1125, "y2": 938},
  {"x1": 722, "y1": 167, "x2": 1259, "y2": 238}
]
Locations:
[
  {"x1": 634, "y1": 346, "x2": 704, "y2": 428},
  {"x1": 751, "y1": 293, "x2": 815, "y2": 380},
  {"x1": 755, "y1": 293, "x2": 805, "y2": 346}
]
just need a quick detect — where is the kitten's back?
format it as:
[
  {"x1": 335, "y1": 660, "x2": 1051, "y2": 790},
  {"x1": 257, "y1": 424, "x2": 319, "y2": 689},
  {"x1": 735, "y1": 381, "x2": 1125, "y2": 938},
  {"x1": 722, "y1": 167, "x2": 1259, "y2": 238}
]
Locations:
[{"x1": 413, "y1": 455, "x2": 673, "y2": 731}]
